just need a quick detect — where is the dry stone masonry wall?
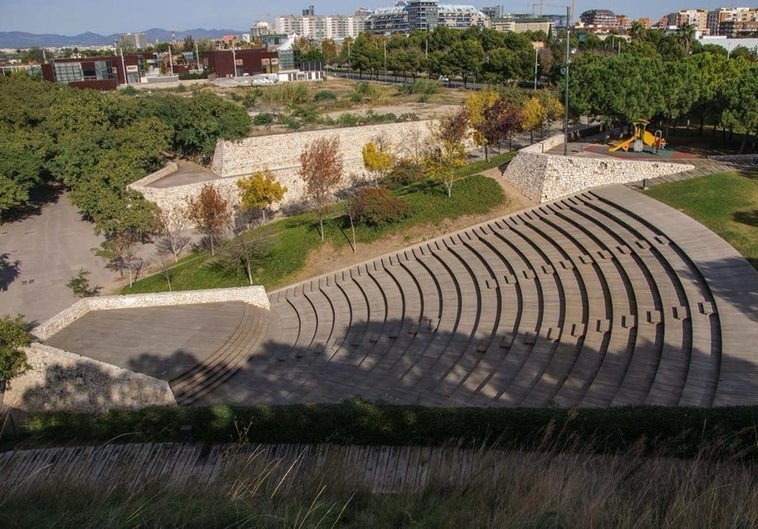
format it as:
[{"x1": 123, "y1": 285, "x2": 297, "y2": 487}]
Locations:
[
  {"x1": 3, "y1": 343, "x2": 176, "y2": 413},
  {"x1": 35, "y1": 286, "x2": 270, "y2": 341},
  {"x1": 504, "y1": 134, "x2": 694, "y2": 202},
  {"x1": 130, "y1": 122, "x2": 434, "y2": 228}
]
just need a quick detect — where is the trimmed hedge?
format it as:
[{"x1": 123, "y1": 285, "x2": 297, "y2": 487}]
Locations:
[{"x1": 7, "y1": 401, "x2": 757, "y2": 460}]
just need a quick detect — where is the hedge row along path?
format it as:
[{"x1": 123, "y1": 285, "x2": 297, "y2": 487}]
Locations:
[{"x1": 44, "y1": 185, "x2": 758, "y2": 408}]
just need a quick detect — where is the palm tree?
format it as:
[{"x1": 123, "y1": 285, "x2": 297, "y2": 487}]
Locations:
[
  {"x1": 676, "y1": 22, "x2": 696, "y2": 56},
  {"x1": 628, "y1": 21, "x2": 646, "y2": 43}
]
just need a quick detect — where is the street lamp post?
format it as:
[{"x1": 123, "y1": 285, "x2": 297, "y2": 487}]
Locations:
[
  {"x1": 384, "y1": 40, "x2": 387, "y2": 80},
  {"x1": 533, "y1": 46, "x2": 538, "y2": 91},
  {"x1": 231, "y1": 41, "x2": 237, "y2": 78},
  {"x1": 563, "y1": 5, "x2": 572, "y2": 156}
]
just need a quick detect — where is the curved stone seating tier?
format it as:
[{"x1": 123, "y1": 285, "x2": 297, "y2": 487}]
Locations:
[
  {"x1": 171, "y1": 304, "x2": 269, "y2": 406},
  {"x1": 196, "y1": 186, "x2": 756, "y2": 408}
]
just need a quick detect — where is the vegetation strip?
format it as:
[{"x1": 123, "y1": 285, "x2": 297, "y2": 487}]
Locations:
[{"x1": 6, "y1": 402, "x2": 757, "y2": 461}]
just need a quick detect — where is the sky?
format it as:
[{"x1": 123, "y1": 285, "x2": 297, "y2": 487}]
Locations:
[{"x1": 0, "y1": 0, "x2": 744, "y2": 35}]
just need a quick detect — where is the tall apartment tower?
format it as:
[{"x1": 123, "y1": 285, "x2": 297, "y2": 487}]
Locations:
[{"x1": 407, "y1": 0, "x2": 439, "y2": 31}]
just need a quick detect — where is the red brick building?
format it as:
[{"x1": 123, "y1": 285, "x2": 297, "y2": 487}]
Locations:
[{"x1": 202, "y1": 48, "x2": 280, "y2": 78}]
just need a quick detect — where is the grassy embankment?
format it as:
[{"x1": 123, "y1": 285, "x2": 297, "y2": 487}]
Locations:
[
  {"x1": 123, "y1": 154, "x2": 514, "y2": 294},
  {"x1": 2, "y1": 446, "x2": 755, "y2": 529},
  {"x1": 645, "y1": 170, "x2": 758, "y2": 268},
  {"x1": 4, "y1": 403, "x2": 757, "y2": 528}
]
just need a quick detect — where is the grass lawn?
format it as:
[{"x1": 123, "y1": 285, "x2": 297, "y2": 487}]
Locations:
[
  {"x1": 123, "y1": 155, "x2": 513, "y2": 295},
  {"x1": 644, "y1": 170, "x2": 758, "y2": 268}
]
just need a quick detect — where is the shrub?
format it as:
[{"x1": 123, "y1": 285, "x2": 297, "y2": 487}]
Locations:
[
  {"x1": 386, "y1": 159, "x2": 425, "y2": 188},
  {"x1": 0, "y1": 315, "x2": 30, "y2": 388},
  {"x1": 337, "y1": 113, "x2": 361, "y2": 127},
  {"x1": 252, "y1": 113, "x2": 273, "y2": 125},
  {"x1": 279, "y1": 115, "x2": 302, "y2": 129},
  {"x1": 349, "y1": 187, "x2": 412, "y2": 227},
  {"x1": 313, "y1": 90, "x2": 337, "y2": 102},
  {"x1": 396, "y1": 79, "x2": 439, "y2": 96},
  {"x1": 398, "y1": 113, "x2": 419, "y2": 122}
]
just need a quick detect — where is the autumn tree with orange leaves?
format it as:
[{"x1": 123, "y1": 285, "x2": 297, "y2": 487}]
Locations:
[
  {"x1": 186, "y1": 184, "x2": 231, "y2": 256},
  {"x1": 299, "y1": 137, "x2": 343, "y2": 241}
]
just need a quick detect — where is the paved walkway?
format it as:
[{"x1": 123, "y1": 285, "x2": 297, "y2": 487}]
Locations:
[{"x1": 0, "y1": 193, "x2": 115, "y2": 324}]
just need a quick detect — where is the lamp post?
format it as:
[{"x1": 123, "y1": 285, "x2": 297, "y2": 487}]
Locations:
[
  {"x1": 119, "y1": 47, "x2": 127, "y2": 85},
  {"x1": 533, "y1": 46, "x2": 538, "y2": 91},
  {"x1": 563, "y1": 5, "x2": 572, "y2": 156},
  {"x1": 231, "y1": 42, "x2": 238, "y2": 78},
  {"x1": 384, "y1": 39, "x2": 387, "y2": 80},
  {"x1": 347, "y1": 39, "x2": 351, "y2": 79}
]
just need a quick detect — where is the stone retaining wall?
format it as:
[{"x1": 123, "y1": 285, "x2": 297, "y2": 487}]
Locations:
[
  {"x1": 130, "y1": 122, "x2": 434, "y2": 228},
  {"x1": 3, "y1": 343, "x2": 176, "y2": 413},
  {"x1": 35, "y1": 286, "x2": 270, "y2": 341},
  {"x1": 709, "y1": 153, "x2": 758, "y2": 165},
  {"x1": 504, "y1": 134, "x2": 694, "y2": 202}
]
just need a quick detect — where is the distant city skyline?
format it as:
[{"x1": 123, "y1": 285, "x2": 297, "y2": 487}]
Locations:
[{"x1": 0, "y1": 0, "x2": 743, "y2": 35}]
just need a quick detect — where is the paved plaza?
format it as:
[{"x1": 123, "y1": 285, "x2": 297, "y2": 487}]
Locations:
[{"x1": 42, "y1": 185, "x2": 758, "y2": 408}]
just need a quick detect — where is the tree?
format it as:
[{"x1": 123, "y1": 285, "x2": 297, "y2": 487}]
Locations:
[
  {"x1": 186, "y1": 184, "x2": 231, "y2": 256},
  {"x1": 97, "y1": 230, "x2": 145, "y2": 288},
  {"x1": 361, "y1": 141, "x2": 394, "y2": 180},
  {"x1": 152, "y1": 205, "x2": 191, "y2": 263},
  {"x1": 465, "y1": 91, "x2": 500, "y2": 157},
  {"x1": 299, "y1": 137, "x2": 343, "y2": 241},
  {"x1": 237, "y1": 169, "x2": 288, "y2": 225},
  {"x1": 721, "y1": 64, "x2": 758, "y2": 153},
  {"x1": 183, "y1": 34, "x2": 195, "y2": 52},
  {"x1": 0, "y1": 315, "x2": 30, "y2": 390},
  {"x1": 66, "y1": 268, "x2": 99, "y2": 297},
  {"x1": 676, "y1": 22, "x2": 696, "y2": 57},
  {"x1": 479, "y1": 99, "x2": 523, "y2": 156},
  {"x1": 522, "y1": 96, "x2": 547, "y2": 143}
]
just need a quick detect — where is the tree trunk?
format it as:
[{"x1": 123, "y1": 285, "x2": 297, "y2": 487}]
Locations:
[
  {"x1": 698, "y1": 115, "x2": 704, "y2": 136},
  {"x1": 246, "y1": 259, "x2": 253, "y2": 285},
  {"x1": 209, "y1": 234, "x2": 215, "y2": 256},
  {"x1": 319, "y1": 216, "x2": 325, "y2": 241},
  {"x1": 349, "y1": 214, "x2": 356, "y2": 252},
  {"x1": 739, "y1": 135, "x2": 747, "y2": 155}
]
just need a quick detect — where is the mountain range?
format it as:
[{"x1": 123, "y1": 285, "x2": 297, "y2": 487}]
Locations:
[{"x1": 0, "y1": 28, "x2": 246, "y2": 48}]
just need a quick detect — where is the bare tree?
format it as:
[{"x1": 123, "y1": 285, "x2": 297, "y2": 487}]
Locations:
[
  {"x1": 97, "y1": 231, "x2": 145, "y2": 288},
  {"x1": 299, "y1": 137, "x2": 343, "y2": 241},
  {"x1": 186, "y1": 184, "x2": 231, "y2": 256},
  {"x1": 152, "y1": 205, "x2": 191, "y2": 263}
]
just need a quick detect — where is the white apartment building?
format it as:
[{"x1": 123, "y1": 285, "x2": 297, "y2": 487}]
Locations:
[{"x1": 274, "y1": 10, "x2": 368, "y2": 41}]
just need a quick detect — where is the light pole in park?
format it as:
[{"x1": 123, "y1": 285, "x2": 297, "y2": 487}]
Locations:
[
  {"x1": 533, "y1": 45, "x2": 539, "y2": 91},
  {"x1": 562, "y1": 5, "x2": 572, "y2": 156}
]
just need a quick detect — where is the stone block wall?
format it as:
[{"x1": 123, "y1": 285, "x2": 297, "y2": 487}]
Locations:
[
  {"x1": 3, "y1": 343, "x2": 176, "y2": 413},
  {"x1": 35, "y1": 286, "x2": 270, "y2": 341},
  {"x1": 130, "y1": 121, "x2": 434, "y2": 228},
  {"x1": 504, "y1": 134, "x2": 694, "y2": 203}
]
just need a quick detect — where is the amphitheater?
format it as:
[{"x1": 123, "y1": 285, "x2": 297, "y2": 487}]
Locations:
[{"x1": 6, "y1": 131, "x2": 757, "y2": 412}]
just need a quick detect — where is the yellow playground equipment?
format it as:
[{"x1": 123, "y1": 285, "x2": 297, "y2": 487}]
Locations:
[{"x1": 609, "y1": 119, "x2": 666, "y2": 153}]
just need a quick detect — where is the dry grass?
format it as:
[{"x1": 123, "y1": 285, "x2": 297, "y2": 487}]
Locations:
[{"x1": 2, "y1": 443, "x2": 755, "y2": 529}]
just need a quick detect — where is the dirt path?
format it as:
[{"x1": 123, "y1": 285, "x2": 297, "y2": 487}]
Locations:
[{"x1": 281, "y1": 170, "x2": 534, "y2": 288}]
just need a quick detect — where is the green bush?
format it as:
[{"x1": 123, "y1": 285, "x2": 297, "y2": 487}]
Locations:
[
  {"x1": 252, "y1": 112, "x2": 273, "y2": 125},
  {"x1": 337, "y1": 113, "x2": 361, "y2": 127},
  {"x1": 10, "y1": 403, "x2": 758, "y2": 461},
  {"x1": 386, "y1": 159, "x2": 425, "y2": 188},
  {"x1": 349, "y1": 187, "x2": 412, "y2": 227},
  {"x1": 397, "y1": 79, "x2": 439, "y2": 96},
  {"x1": 313, "y1": 90, "x2": 337, "y2": 102}
]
